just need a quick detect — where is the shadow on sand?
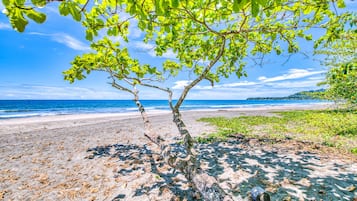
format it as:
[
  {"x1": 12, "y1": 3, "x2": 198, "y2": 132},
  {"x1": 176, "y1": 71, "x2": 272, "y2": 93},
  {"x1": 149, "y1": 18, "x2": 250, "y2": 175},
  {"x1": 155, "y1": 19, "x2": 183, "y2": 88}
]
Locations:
[{"x1": 87, "y1": 139, "x2": 357, "y2": 200}]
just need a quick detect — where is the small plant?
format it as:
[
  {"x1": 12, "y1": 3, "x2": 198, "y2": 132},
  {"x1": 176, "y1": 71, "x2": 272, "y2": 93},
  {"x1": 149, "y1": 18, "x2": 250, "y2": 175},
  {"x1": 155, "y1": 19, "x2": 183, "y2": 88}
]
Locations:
[
  {"x1": 199, "y1": 110, "x2": 357, "y2": 154},
  {"x1": 350, "y1": 147, "x2": 357, "y2": 155}
]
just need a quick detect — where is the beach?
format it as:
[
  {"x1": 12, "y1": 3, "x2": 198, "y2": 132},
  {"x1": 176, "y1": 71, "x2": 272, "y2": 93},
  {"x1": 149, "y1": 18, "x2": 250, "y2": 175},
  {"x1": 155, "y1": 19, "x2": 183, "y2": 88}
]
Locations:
[{"x1": 1, "y1": 104, "x2": 356, "y2": 200}]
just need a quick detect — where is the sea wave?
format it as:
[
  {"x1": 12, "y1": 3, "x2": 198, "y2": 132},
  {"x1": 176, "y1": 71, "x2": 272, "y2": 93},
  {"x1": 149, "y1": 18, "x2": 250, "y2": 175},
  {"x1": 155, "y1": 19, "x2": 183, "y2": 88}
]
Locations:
[
  {"x1": 0, "y1": 113, "x2": 58, "y2": 119},
  {"x1": 0, "y1": 109, "x2": 36, "y2": 113},
  {"x1": 0, "y1": 100, "x2": 331, "y2": 119}
]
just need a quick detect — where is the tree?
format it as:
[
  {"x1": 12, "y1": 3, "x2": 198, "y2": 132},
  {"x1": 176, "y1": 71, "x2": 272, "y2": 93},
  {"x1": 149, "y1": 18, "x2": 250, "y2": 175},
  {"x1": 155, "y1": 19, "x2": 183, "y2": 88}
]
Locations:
[
  {"x1": 2, "y1": 0, "x2": 352, "y2": 200},
  {"x1": 315, "y1": 14, "x2": 357, "y2": 107},
  {"x1": 324, "y1": 62, "x2": 357, "y2": 106}
]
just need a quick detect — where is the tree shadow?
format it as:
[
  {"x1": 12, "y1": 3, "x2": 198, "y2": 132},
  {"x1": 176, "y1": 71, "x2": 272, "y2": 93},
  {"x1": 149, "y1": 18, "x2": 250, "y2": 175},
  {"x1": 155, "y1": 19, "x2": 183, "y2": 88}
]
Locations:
[
  {"x1": 87, "y1": 139, "x2": 357, "y2": 200},
  {"x1": 87, "y1": 144, "x2": 197, "y2": 200}
]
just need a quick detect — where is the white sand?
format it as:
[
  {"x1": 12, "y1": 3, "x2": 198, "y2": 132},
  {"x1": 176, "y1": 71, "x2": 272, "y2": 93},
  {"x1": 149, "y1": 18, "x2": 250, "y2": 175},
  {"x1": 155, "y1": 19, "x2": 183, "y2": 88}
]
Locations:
[{"x1": 0, "y1": 104, "x2": 356, "y2": 200}]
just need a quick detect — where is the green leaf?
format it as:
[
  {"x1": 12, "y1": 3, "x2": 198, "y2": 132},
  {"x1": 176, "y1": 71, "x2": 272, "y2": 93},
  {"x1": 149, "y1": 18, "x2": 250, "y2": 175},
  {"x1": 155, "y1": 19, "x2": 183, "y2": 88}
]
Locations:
[
  {"x1": 2, "y1": 0, "x2": 10, "y2": 7},
  {"x1": 251, "y1": 0, "x2": 259, "y2": 17},
  {"x1": 233, "y1": 0, "x2": 240, "y2": 13},
  {"x1": 11, "y1": 9, "x2": 28, "y2": 32},
  {"x1": 31, "y1": 0, "x2": 46, "y2": 7},
  {"x1": 297, "y1": 30, "x2": 304, "y2": 37},
  {"x1": 128, "y1": 3, "x2": 136, "y2": 15},
  {"x1": 171, "y1": 0, "x2": 179, "y2": 8},
  {"x1": 25, "y1": 10, "x2": 46, "y2": 23},
  {"x1": 337, "y1": 0, "x2": 346, "y2": 8},
  {"x1": 305, "y1": 34, "x2": 312, "y2": 41},
  {"x1": 59, "y1": 3, "x2": 70, "y2": 16},
  {"x1": 86, "y1": 29, "x2": 94, "y2": 41},
  {"x1": 303, "y1": 6, "x2": 313, "y2": 15},
  {"x1": 74, "y1": 0, "x2": 87, "y2": 4},
  {"x1": 256, "y1": 0, "x2": 267, "y2": 6},
  {"x1": 155, "y1": 0, "x2": 164, "y2": 15},
  {"x1": 14, "y1": 0, "x2": 25, "y2": 6},
  {"x1": 68, "y1": 2, "x2": 81, "y2": 21}
]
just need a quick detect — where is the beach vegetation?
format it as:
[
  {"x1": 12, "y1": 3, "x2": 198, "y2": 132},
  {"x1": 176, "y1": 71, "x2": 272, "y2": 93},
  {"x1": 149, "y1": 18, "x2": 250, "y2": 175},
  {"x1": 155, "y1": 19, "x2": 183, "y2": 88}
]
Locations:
[
  {"x1": 315, "y1": 20, "x2": 357, "y2": 108},
  {"x1": 199, "y1": 110, "x2": 357, "y2": 154},
  {"x1": 318, "y1": 61, "x2": 357, "y2": 108},
  {"x1": 3, "y1": 0, "x2": 355, "y2": 199}
]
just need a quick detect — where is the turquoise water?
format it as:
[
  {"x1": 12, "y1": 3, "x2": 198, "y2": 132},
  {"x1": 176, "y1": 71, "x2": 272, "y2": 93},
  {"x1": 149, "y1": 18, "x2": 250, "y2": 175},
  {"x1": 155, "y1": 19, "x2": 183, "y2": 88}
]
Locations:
[{"x1": 0, "y1": 99, "x2": 327, "y2": 119}]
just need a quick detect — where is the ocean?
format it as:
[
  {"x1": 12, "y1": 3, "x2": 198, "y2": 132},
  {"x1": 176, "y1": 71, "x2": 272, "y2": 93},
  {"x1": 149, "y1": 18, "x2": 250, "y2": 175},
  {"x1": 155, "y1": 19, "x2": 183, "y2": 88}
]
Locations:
[{"x1": 0, "y1": 99, "x2": 327, "y2": 119}]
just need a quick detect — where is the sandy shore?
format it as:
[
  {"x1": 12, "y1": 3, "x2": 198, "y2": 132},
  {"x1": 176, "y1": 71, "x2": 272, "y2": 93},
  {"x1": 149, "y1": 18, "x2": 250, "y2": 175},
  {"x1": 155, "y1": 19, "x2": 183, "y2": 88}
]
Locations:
[{"x1": 1, "y1": 104, "x2": 356, "y2": 200}]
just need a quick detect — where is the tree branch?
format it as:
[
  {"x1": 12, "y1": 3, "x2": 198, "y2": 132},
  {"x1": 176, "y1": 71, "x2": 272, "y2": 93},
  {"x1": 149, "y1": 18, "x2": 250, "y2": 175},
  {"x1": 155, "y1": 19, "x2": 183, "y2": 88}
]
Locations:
[{"x1": 174, "y1": 36, "x2": 226, "y2": 110}]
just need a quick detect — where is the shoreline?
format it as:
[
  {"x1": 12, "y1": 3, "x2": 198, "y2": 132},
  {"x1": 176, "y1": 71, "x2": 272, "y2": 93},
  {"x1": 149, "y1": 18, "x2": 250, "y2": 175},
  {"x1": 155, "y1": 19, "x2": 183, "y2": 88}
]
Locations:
[
  {"x1": 0, "y1": 103, "x2": 332, "y2": 135},
  {"x1": 0, "y1": 102, "x2": 331, "y2": 125},
  {"x1": 0, "y1": 100, "x2": 332, "y2": 120}
]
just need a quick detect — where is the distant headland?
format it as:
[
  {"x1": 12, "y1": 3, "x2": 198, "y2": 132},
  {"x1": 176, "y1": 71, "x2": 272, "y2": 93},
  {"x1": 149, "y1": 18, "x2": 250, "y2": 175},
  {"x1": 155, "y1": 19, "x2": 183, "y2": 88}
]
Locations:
[{"x1": 247, "y1": 89, "x2": 325, "y2": 100}]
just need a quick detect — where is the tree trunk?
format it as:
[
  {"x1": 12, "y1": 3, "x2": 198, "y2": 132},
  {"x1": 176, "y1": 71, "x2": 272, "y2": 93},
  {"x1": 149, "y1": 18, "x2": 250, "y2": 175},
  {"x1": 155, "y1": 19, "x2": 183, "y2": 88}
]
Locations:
[
  {"x1": 171, "y1": 109, "x2": 234, "y2": 201},
  {"x1": 133, "y1": 93, "x2": 234, "y2": 200}
]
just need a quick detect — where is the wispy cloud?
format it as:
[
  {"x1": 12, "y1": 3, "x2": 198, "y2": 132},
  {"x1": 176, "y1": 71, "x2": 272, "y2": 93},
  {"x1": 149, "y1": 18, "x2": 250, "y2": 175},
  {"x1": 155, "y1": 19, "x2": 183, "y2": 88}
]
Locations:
[
  {"x1": 52, "y1": 34, "x2": 90, "y2": 51},
  {"x1": 172, "y1": 80, "x2": 259, "y2": 90},
  {"x1": 258, "y1": 68, "x2": 325, "y2": 82},
  {"x1": 171, "y1": 68, "x2": 325, "y2": 99},
  {"x1": 265, "y1": 80, "x2": 323, "y2": 88},
  {"x1": 133, "y1": 41, "x2": 177, "y2": 59},
  {"x1": 0, "y1": 22, "x2": 11, "y2": 30},
  {"x1": 172, "y1": 80, "x2": 191, "y2": 89},
  {"x1": 128, "y1": 20, "x2": 142, "y2": 39},
  {"x1": 218, "y1": 81, "x2": 258, "y2": 88},
  {"x1": 0, "y1": 84, "x2": 132, "y2": 99},
  {"x1": 29, "y1": 32, "x2": 90, "y2": 51}
]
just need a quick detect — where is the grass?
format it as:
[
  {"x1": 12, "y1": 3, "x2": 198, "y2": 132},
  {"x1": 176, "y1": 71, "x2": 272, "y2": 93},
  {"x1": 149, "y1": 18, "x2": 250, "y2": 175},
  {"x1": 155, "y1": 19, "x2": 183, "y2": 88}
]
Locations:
[{"x1": 198, "y1": 109, "x2": 357, "y2": 155}]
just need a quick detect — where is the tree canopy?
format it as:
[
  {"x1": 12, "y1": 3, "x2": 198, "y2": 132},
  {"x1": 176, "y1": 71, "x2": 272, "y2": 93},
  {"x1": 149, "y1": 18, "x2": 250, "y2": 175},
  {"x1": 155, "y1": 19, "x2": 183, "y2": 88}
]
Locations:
[
  {"x1": 322, "y1": 62, "x2": 357, "y2": 106},
  {"x1": 315, "y1": 14, "x2": 356, "y2": 106},
  {"x1": 2, "y1": 0, "x2": 355, "y2": 199}
]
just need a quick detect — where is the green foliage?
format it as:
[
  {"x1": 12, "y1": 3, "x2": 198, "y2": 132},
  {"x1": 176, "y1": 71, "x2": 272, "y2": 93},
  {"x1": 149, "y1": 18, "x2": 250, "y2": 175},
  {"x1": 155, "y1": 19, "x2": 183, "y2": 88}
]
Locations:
[
  {"x1": 2, "y1": 0, "x2": 86, "y2": 32},
  {"x1": 1, "y1": 0, "x2": 46, "y2": 32},
  {"x1": 60, "y1": 0, "x2": 351, "y2": 88},
  {"x1": 247, "y1": 89, "x2": 326, "y2": 100},
  {"x1": 199, "y1": 110, "x2": 357, "y2": 154},
  {"x1": 63, "y1": 37, "x2": 162, "y2": 83},
  {"x1": 322, "y1": 62, "x2": 357, "y2": 106},
  {"x1": 59, "y1": 1, "x2": 82, "y2": 21},
  {"x1": 351, "y1": 148, "x2": 357, "y2": 155},
  {"x1": 3, "y1": 0, "x2": 352, "y2": 69},
  {"x1": 314, "y1": 12, "x2": 356, "y2": 107}
]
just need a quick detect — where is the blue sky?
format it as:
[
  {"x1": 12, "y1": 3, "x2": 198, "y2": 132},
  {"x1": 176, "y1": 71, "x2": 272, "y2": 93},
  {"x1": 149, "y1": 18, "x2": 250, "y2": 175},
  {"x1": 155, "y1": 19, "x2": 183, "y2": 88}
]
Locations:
[{"x1": 0, "y1": 2, "x2": 355, "y2": 100}]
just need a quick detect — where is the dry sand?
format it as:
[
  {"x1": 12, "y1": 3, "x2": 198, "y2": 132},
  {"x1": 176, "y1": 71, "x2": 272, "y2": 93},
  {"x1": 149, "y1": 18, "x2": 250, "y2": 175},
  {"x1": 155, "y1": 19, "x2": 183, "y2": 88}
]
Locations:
[{"x1": 0, "y1": 105, "x2": 356, "y2": 200}]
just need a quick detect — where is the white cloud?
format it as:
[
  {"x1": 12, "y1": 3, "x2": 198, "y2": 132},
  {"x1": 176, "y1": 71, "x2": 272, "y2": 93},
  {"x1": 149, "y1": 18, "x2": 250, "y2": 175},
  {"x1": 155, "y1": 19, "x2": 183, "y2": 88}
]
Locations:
[
  {"x1": 133, "y1": 41, "x2": 177, "y2": 59},
  {"x1": 29, "y1": 32, "x2": 90, "y2": 51},
  {"x1": 172, "y1": 80, "x2": 192, "y2": 89},
  {"x1": 258, "y1": 76, "x2": 267, "y2": 81},
  {"x1": 0, "y1": 84, "x2": 132, "y2": 99},
  {"x1": 219, "y1": 81, "x2": 258, "y2": 88},
  {"x1": 308, "y1": 76, "x2": 325, "y2": 81},
  {"x1": 0, "y1": 22, "x2": 11, "y2": 30},
  {"x1": 134, "y1": 42, "x2": 155, "y2": 52},
  {"x1": 265, "y1": 80, "x2": 323, "y2": 88},
  {"x1": 175, "y1": 86, "x2": 298, "y2": 100},
  {"x1": 52, "y1": 34, "x2": 90, "y2": 51},
  {"x1": 128, "y1": 20, "x2": 142, "y2": 39},
  {"x1": 162, "y1": 49, "x2": 176, "y2": 59},
  {"x1": 172, "y1": 80, "x2": 258, "y2": 90},
  {"x1": 258, "y1": 68, "x2": 325, "y2": 82},
  {"x1": 170, "y1": 68, "x2": 325, "y2": 99}
]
